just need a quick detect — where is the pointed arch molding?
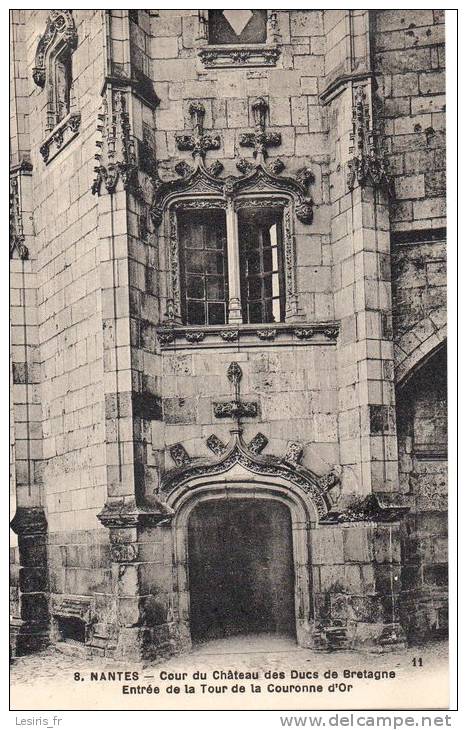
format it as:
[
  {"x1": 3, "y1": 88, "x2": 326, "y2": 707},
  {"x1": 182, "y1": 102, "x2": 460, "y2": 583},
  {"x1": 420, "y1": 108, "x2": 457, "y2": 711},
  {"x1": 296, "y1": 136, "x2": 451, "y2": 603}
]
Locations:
[
  {"x1": 161, "y1": 429, "x2": 330, "y2": 520},
  {"x1": 32, "y1": 10, "x2": 78, "y2": 89},
  {"x1": 150, "y1": 161, "x2": 314, "y2": 228}
]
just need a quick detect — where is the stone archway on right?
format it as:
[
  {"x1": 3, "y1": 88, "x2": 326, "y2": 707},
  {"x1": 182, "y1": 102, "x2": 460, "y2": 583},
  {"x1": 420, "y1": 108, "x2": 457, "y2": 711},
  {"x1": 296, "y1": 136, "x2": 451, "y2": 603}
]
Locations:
[{"x1": 396, "y1": 341, "x2": 448, "y2": 642}]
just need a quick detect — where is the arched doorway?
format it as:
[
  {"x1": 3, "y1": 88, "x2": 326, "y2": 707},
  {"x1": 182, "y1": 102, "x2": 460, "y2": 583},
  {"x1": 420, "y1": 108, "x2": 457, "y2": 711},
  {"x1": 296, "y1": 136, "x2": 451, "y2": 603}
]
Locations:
[{"x1": 188, "y1": 498, "x2": 295, "y2": 642}]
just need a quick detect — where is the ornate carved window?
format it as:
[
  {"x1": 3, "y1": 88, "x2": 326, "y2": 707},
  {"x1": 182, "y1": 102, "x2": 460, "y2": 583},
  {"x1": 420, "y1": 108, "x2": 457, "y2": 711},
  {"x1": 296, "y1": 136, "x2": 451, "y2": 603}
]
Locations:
[
  {"x1": 151, "y1": 99, "x2": 314, "y2": 328},
  {"x1": 197, "y1": 9, "x2": 281, "y2": 69},
  {"x1": 33, "y1": 10, "x2": 80, "y2": 163}
]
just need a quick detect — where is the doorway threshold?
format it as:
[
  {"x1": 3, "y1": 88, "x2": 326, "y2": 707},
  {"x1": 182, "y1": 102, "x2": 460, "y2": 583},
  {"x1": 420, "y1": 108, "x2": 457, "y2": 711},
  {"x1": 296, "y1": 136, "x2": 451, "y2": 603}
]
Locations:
[{"x1": 191, "y1": 633, "x2": 299, "y2": 656}]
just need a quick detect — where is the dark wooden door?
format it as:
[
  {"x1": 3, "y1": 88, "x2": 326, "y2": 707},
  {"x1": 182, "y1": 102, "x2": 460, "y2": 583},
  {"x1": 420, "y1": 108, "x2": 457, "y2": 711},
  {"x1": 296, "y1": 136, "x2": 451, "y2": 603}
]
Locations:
[{"x1": 188, "y1": 498, "x2": 295, "y2": 641}]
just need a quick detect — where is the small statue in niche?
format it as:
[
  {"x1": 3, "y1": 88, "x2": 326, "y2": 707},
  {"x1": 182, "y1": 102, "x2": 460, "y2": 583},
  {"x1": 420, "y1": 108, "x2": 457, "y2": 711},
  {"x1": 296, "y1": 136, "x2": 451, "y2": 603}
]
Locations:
[{"x1": 55, "y1": 53, "x2": 72, "y2": 123}]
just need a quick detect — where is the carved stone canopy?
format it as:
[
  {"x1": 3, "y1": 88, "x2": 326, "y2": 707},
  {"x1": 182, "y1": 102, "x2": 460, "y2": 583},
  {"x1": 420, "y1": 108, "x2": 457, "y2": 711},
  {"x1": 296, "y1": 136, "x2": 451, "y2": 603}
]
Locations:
[
  {"x1": 33, "y1": 10, "x2": 78, "y2": 88},
  {"x1": 150, "y1": 98, "x2": 314, "y2": 226},
  {"x1": 150, "y1": 157, "x2": 314, "y2": 227}
]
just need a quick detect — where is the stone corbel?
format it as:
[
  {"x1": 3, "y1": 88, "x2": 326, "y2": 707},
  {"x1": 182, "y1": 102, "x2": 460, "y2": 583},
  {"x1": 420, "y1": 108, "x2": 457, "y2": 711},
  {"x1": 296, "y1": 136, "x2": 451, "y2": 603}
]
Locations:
[{"x1": 39, "y1": 112, "x2": 81, "y2": 165}]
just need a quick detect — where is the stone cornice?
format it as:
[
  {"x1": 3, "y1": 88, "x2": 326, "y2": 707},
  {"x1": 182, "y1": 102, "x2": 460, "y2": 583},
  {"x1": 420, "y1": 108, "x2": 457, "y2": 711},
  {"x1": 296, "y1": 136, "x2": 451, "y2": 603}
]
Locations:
[
  {"x1": 319, "y1": 70, "x2": 374, "y2": 106},
  {"x1": 320, "y1": 493, "x2": 410, "y2": 524},
  {"x1": 156, "y1": 322, "x2": 339, "y2": 350},
  {"x1": 97, "y1": 500, "x2": 174, "y2": 529},
  {"x1": 199, "y1": 44, "x2": 280, "y2": 69}
]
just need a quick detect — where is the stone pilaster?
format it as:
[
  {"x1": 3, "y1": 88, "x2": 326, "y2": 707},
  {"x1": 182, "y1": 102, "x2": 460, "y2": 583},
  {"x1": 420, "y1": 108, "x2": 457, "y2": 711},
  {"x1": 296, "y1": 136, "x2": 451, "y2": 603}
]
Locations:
[{"x1": 317, "y1": 10, "x2": 406, "y2": 649}]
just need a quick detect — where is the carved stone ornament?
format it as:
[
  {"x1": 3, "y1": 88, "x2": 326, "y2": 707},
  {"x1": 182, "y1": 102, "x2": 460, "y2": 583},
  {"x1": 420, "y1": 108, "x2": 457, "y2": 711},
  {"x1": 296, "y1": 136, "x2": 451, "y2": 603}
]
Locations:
[
  {"x1": 256, "y1": 329, "x2": 276, "y2": 341},
  {"x1": 214, "y1": 400, "x2": 258, "y2": 419},
  {"x1": 92, "y1": 90, "x2": 140, "y2": 197},
  {"x1": 213, "y1": 361, "x2": 258, "y2": 422},
  {"x1": 161, "y1": 429, "x2": 330, "y2": 520},
  {"x1": 199, "y1": 45, "x2": 281, "y2": 70},
  {"x1": 294, "y1": 328, "x2": 315, "y2": 340},
  {"x1": 39, "y1": 113, "x2": 81, "y2": 164},
  {"x1": 206, "y1": 434, "x2": 227, "y2": 456},
  {"x1": 220, "y1": 330, "x2": 239, "y2": 342},
  {"x1": 110, "y1": 543, "x2": 137, "y2": 562},
  {"x1": 318, "y1": 465, "x2": 343, "y2": 492},
  {"x1": 248, "y1": 432, "x2": 269, "y2": 455},
  {"x1": 169, "y1": 443, "x2": 191, "y2": 467},
  {"x1": 347, "y1": 85, "x2": 393, "y2": 194},
  {"x1": 10, "y1": 173, "x2": 29, "y2": 260},
  {"x1": 284, "y1": 441, "x2": 304, "y2": 467},
  {"x1": 240, "y1": 97, "x2": 282, "y2": 162},
  {"x1": 185, "y1": 331, "x2": 205, "y2": 344},
  {"x1": 32, "y1": 10, "x2": 78, "y2": 89},
  {"x1": 156, "y1": 329, "x2": 175, "y2": 345},
  {"x1": 175, "y1": 102, "x2": 221, "y2": 159},
  {"x1": 149, "y1": 98, "x2": 313, "y2": 228}
]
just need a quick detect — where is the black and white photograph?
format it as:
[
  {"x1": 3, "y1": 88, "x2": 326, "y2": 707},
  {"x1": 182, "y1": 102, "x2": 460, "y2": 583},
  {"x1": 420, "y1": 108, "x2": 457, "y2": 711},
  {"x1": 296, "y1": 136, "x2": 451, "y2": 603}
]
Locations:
[{"x1": 8, "y1": 6, "x2": 458, "y2": 717}]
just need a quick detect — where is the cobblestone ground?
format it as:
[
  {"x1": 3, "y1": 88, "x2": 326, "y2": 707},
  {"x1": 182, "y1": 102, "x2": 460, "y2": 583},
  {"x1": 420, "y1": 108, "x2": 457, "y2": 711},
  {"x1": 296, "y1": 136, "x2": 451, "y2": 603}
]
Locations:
[{"x1": 11, "y1": 635, "x2": 449, "y2": 711}]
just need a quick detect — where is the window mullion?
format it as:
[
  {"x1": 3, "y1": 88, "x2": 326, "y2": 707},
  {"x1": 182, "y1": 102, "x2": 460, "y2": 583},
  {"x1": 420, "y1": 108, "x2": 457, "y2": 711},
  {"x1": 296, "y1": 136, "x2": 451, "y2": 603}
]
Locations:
[{"x1": 226, "y1": 201, "x2": 243, "y2": 324}]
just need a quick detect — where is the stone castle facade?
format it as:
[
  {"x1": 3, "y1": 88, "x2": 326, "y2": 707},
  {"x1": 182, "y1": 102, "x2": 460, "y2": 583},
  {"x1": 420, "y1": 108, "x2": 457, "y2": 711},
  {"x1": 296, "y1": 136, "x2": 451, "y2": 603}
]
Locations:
[{"x1": 10, "y1": 9, "x2": 447, "y2": 659}]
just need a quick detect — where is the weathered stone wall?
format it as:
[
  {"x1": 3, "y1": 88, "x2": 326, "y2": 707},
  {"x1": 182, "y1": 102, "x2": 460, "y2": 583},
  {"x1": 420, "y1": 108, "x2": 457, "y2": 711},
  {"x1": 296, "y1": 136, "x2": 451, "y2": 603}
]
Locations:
[
  {"x1": 21, "y1": 11, "x2": 111, "y2": 617},
  {"x1": 374, "y1": 10, "x2": 446, "y2": 233},
  {"x1": 159, "y1": 345, "x2": 339, "y2": 475}
]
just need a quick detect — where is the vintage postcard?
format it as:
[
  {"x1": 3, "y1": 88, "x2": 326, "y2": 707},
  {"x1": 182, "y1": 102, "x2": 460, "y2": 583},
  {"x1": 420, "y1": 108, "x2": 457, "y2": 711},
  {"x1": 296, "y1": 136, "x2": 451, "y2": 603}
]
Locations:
[{"x1": 9, "y1": 7, "x2": 455, "y2": 714}]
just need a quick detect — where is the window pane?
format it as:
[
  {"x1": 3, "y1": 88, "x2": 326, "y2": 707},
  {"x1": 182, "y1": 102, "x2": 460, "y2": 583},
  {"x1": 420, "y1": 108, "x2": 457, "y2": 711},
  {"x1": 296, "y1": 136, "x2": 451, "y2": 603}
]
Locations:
[
  {"x1": 186, "y1": 275, "x2": 205, "y2": 299},
  {"x1": 272, "y1": 299, "x2": 281, "y2": 323},
  {"x1": 208, "y1": 302, "x2": 226, "y2": 325},
  {"x1": 178, "y1": 209, "x2": 228, "y2": 326},
  {"x1": 262, "y1": 246, "x2": 273, "y2": 272},
  {"x1": 272, "y1": 272, "x2": 280, "y2": 298},
  {"x1": 238, "y1": 206, "x2": 285, "y2": 324},
  {"x1": 186, "y1": 300, "x2": 206, "y2": 325},
  {"x1": 205, "y1": 252, "x2": 225, "y2": 275},
  {"x1": 186, "y1": 250, "x2": 205, "y2": 273},
  {"x1": 246, "y1": 250, "x2": 260, "y2": 275},
  {"x1": 206, "y1": 277, "x2": 225, "y2": 300},
  {"x1": 248, "y1": 302, "x2": 262, "y2": 324},
  {"x1": 247, "y1": 277, "x2": 261, "y2": 300}
]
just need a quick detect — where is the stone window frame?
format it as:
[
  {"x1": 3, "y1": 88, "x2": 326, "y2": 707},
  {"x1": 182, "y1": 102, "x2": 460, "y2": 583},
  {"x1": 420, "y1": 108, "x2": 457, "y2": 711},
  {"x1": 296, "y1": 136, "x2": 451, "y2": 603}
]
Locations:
[
  {"x1": 165, "y1": 192, "x2": 299, "y2": 327},
  {"x1": 196, "y1": 9, "x2": 281, "y2": 69},
  {"x1": 32, "y1": 10, "x2": 81, "y2": 164}
]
